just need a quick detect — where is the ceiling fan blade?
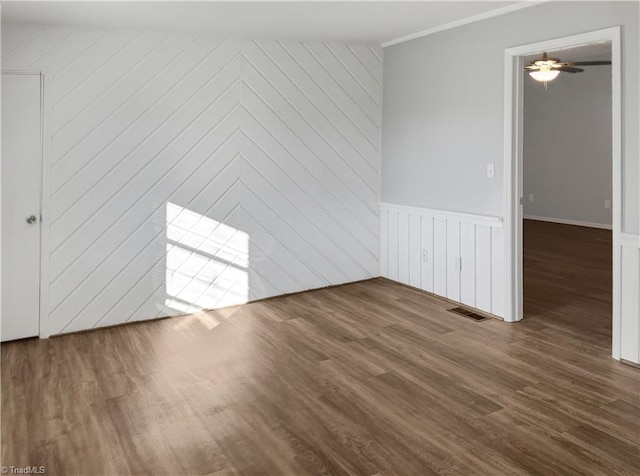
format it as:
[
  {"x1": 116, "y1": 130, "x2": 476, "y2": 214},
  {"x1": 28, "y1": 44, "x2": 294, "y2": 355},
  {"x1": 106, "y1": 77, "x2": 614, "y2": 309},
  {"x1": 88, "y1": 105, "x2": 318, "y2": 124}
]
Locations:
[
  {"x1": 567, "y1": 60, "x2": 612, "y2": 66},
  {"x1": 558, "y1": 66, "x2": 584, "y2": 73}
]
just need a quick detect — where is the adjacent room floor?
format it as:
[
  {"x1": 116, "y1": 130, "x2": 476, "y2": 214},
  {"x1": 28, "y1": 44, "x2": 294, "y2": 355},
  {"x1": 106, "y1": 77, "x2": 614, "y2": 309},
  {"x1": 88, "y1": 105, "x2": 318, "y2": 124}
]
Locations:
[
  {"x1": 2, "y1": 226, "x2": 638, "y2": 474},
  {"x1": 524, "y1": 219, "x2": 613, "y2": 343}
]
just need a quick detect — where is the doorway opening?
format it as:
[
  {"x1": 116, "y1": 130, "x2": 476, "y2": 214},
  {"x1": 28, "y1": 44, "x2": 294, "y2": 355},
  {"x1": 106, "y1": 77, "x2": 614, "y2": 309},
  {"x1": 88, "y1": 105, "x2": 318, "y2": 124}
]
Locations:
[
  {"x1": 503, "y1": 27, "x2": 622, "y2": 359},
  {"x1": 522, "y1": 41, "x2": 613, "y2": 349}
]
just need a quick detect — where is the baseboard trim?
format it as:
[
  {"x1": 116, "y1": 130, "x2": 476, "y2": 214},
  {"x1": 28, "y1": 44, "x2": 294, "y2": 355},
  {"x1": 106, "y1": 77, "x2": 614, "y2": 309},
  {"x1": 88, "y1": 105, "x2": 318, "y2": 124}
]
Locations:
[
  {"x1": 524, "y1": 215, "x2": 612, "y2": 230},
  {"x1": 378, "y1": 277, "x2": 504, "y2": 322},
  {"x1": 45, "y1": 278, "x2": 378, "y2": 339},
  {"x1": 620, "y1": 358, "x2": 640, "y2": 368}
]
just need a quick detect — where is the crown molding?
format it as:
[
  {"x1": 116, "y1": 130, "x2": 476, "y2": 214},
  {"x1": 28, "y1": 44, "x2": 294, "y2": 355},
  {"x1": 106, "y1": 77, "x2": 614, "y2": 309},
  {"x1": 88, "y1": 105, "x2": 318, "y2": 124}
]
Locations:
[{"x1": 382, "y1": 1, "x2": 549, "y2": 48}]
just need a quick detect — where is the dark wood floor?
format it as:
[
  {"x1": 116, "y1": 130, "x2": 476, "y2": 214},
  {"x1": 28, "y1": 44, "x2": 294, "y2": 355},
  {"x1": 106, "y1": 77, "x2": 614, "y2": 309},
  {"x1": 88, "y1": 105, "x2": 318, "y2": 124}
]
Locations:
[
  {"x1": 2, "y1": 221, "x2": 639, "y2": 475},
  {"x1": 524, "y1": 219, "x2": 614, "y2": 344}
]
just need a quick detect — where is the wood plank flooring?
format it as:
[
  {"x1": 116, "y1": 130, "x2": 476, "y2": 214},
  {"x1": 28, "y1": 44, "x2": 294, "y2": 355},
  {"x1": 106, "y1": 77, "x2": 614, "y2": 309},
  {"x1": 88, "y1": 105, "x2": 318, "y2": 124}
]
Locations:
[
  {"x1": 2, "y1": 220, "x2": 639, "y2": 474},
  {"x1": 524, "y1": 219, "x2": 613, "y2": 343}
]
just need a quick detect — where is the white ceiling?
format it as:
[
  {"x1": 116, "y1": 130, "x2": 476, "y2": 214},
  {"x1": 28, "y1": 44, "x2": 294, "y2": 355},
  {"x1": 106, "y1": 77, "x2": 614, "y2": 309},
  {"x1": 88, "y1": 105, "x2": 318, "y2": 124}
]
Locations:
[{"x1": 1, "y1": 1, "x2": 525, "y2": 45}]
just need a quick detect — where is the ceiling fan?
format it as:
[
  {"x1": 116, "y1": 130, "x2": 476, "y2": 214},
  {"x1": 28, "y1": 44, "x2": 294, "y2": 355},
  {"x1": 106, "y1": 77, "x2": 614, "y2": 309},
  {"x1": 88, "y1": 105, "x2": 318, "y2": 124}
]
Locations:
[{"x1": 525, "y1": 52, "x2": 611, "y2": 82}]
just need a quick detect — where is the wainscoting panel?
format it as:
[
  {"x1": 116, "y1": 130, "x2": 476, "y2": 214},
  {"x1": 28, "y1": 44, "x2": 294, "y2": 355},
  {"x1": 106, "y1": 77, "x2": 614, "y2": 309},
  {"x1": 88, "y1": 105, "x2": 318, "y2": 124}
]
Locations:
[
  {"x1": 490, "y1": 226, "x2": 506, "y2": 319},
  {"x1": 620, "y1": 236, "x2": 640, "y2": 363},
  {"x1": 387, "y1": 211, "x2": 399, "y2": 282},
  {"x1": 475, "y1": 225, "x2": 493, "y2": 313},
  {"x1": 379, "y1": 203, "x2": 505, "y2": 318},
  {"x1": 433, "y1": 217, "x2": 448, "y2": 297},
  {"x1": 460, "y1": 222, "x2": 476, "y2": 308},
  {"x1": 398, "y1": 212, "x2": 410, "y2": 284},
  {"x1": 2, "y1": 25, "x2": 382, "y2": 335},
  {"x1": 445, "y1": 220, "x2": 461, "y2": 303},
  {"x1": 420, "y1": 213, "x2": 434, "y2": 293},
  {"x1": 408, "y1": 214, "x2": 421, "y2": 288}
]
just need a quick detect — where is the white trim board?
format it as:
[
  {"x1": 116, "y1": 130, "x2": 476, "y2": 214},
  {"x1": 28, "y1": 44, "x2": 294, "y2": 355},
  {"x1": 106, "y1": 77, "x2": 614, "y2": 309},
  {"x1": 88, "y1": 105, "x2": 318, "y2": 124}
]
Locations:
[
  {"x1": 382, "y1": 1, "x2": 549, "y2": 48},
  {"x1": 39, "y1": 72, "x2": 53, "y2": 338},
  {"x1": 524, "y1": 215, "x2": 612, "y2": 230},
  {"x1": 379, "y1": 202, "x2": 503, "y2": 228},
  {"x1": 620, "y1": 233, "x2": 640, "y2": 249}
]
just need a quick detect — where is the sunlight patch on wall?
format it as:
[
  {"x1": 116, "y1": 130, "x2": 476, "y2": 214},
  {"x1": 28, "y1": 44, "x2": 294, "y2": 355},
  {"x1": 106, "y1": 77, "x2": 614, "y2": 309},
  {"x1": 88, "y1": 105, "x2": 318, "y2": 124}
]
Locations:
[{"x1": 165, "y1": 202, "x2": 249, "y2": 314}]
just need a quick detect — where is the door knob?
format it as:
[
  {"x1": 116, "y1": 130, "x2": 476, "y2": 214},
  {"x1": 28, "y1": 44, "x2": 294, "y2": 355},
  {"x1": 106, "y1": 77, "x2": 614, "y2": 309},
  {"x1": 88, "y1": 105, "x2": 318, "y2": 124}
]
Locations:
[{"x1": 26, "y1": 215, "x2": 37, "y2": 224}]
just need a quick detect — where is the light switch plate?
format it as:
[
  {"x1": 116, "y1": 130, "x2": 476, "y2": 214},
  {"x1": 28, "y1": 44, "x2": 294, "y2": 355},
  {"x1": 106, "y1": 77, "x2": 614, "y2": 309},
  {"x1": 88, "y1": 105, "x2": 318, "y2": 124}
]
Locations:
[{"x1": 487, "y1": 163, "x2": 495, "y2": 179}]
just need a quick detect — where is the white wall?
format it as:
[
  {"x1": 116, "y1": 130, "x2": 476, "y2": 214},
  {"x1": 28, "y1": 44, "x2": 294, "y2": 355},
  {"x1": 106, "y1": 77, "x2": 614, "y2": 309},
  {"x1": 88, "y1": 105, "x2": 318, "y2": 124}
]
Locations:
[
  {"x1": 523, "y1": 64, "x2": 612, "y2": 227},
  {"x1": 381, "y1": 1, "x2": 640, "y2": 363},
  {"x1": 1, "y1": 24, "x2": 382, "y2": 335}
]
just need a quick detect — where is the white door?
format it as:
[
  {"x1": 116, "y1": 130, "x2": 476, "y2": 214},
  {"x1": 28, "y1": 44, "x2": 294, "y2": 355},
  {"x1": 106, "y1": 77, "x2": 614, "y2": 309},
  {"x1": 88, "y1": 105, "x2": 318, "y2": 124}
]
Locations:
[{"x1": 1, "y1": 74, "x2": 42, "y2": 341}]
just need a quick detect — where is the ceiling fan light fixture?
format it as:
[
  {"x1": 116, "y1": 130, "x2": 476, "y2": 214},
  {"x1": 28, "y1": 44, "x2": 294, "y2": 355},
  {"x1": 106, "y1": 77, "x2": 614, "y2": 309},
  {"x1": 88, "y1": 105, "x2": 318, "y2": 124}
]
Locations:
[{"x1": 529, "y1": 69, "x2": 560, "y2": 82}]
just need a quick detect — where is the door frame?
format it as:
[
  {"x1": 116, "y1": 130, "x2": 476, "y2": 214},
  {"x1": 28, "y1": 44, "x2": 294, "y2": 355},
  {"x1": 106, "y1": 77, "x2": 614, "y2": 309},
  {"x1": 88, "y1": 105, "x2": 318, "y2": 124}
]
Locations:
[
  {"x1": 1, "y1": 70, "x2": 52, "y2": 339},
  {"x1": 502, "y1": 27, "x2": 622, "y2": 358}
]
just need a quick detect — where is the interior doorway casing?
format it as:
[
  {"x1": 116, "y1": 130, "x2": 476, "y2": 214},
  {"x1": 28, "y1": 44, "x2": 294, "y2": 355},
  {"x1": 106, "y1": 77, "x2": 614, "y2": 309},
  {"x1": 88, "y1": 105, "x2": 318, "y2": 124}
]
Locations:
[{"x1": 503, "y1": 27, "x2": 622, "y2": 358}]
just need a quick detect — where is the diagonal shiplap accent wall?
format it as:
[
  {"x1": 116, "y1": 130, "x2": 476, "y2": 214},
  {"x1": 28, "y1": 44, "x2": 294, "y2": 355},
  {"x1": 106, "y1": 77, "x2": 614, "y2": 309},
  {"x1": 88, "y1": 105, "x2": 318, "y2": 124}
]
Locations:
[{"x1": 2, "y1": 25, "x2": 382, "y2": 335}]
